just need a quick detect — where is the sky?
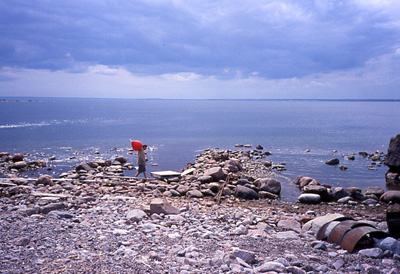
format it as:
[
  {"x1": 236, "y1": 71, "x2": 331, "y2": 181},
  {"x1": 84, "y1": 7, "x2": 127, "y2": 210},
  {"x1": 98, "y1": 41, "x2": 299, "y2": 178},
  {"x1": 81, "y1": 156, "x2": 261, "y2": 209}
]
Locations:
[{"x1": 0, "y1": 0, "x2": 399, "y2": 99}]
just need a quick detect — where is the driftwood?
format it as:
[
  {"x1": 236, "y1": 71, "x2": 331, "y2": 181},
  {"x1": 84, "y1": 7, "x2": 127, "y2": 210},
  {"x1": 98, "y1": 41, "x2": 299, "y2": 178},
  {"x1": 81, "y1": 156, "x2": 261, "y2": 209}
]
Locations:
[{"x1": 215, "y1": 174, "x2": 231, "y2": 204}]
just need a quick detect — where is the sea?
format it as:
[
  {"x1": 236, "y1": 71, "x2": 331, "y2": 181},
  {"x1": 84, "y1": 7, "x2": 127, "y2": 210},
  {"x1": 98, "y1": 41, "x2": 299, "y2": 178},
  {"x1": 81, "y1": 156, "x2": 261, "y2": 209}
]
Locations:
[{"x1": 1, "y1": 98, "x2": 399, "y2": 201}]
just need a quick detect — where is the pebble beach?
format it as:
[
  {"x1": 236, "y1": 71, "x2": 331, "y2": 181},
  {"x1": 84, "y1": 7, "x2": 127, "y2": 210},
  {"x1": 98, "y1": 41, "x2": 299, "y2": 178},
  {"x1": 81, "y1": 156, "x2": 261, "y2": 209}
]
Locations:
[{"x1": 1, "y1": 147, "x2": 400, "y2": 274}]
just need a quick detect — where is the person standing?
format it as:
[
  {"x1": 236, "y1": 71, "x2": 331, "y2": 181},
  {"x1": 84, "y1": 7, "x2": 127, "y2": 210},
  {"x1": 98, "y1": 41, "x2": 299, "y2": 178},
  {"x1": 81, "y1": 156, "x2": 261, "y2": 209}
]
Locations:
[{"x1": 135, "y1": 144, "x2": 148, "y2": 178}]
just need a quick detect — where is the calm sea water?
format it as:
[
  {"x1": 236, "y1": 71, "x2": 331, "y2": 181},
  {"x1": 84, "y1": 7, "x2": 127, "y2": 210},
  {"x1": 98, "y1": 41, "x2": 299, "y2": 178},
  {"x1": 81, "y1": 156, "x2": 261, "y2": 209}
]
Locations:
[{"x1": 1, "y1": 98, "x2": 399, "y2": 201}]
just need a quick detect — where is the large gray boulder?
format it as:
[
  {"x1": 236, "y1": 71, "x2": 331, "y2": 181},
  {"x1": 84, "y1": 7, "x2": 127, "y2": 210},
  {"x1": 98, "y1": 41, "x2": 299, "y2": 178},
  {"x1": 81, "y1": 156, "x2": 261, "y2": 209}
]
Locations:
[
  {"x1": 204, "y1": 167, "x2": 226, "y2": 181},
  {"x1": 235, "y1": 185, "x2": 258, "y2": 200},
  {"x1": 254, "y1": 178, "x2": 281, "y2": 195},
  {"x1": 385, "y1": 134, "x2": 400, "y2": 171}
]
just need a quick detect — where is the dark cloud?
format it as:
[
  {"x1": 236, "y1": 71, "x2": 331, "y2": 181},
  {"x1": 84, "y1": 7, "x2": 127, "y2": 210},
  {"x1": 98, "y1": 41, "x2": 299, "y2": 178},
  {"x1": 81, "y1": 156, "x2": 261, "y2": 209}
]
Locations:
[{"x1": 0, "y1": 0, "x2": 399, "y2": 79}]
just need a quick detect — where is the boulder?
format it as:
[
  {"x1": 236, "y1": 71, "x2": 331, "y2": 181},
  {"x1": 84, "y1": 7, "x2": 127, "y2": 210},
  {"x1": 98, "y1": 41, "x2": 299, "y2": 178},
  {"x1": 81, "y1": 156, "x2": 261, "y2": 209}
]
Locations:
[
  {"x1": 198, "y1": 175, "x2": 213, "y2": 184},
  {"x1": 385, "y1": 134, "x2": 400, "y2": 171},
  {"x1": 35, "y1": 175, "x2": 54, "y2": 186},
  {"x1": 186, "y1": 189, "x2": 204, "y2": 198},
  {"x1": 380, "y1": 191, "x2": 400, "y2": 203},
  {"x1": 234, "y1": 185, "x2": 258, "y2": 200},
  {"x1": 302, "y1": 185, "x2": 330, "y2": 202},
  {"x1": 11, "y1": 161, "x2": 27, "y2": 170},
  {"x1": 258, "y1": 191, "x2": 279, "y2": 200},
  {"x1": 11, "y1": 153, "x2": 24, "y2": 162},
  {"x1": 254, "y1": 178, "x2": 281, "y2": 195},
  {"x1": 364, "y1": 186, "x2": 385, "y2": 198},
  {"x1": 294, "y1": 176, "x2": 319, "y2": 189},
  {"x1": 149, "y1": 198, "x2": 179, "y2": 215},
  {"x1": 76, "y1": 162, "x2": 93, "y2": 172},
  {"x1": 298, "y1": 193, "x2": 321, "y2": 204},
  {"x1": 176, "y1": 185, "x2": 190, "y2": 195},
  {"x1": 224, "y1": 159, "x2": 242, "y2": 172},
  {"x1": 325, "y1": 158, "x2": 340, "y2": 165},
  {"x1": 114, "y1": 156, "x2": 127, "y2": 164},
  {"x1": 331, "y1": 187, "x2": 351, "y2": 201},
  {"x1": 204, "y1": 167, "x2": 226, "y2": 181},
  {"x1": 256, "y1": 144, "x2": 264, "y2": 150}
]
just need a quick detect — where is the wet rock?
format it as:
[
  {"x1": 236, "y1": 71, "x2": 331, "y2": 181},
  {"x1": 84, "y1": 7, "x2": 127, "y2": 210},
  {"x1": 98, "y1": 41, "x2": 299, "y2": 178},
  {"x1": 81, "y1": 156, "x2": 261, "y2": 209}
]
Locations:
[
  {"x1": 11, "y1": 153, "x2": 24, "y2": 162},
  {"x1": 325, "y1": 158, "x2": 340, "y2": 165},
  {"x1": 11, "y1": 161, "x2": 27, "y2": 170},
  {"x1": 114, "y1": 156, "x2": 127, "y2": 164}
]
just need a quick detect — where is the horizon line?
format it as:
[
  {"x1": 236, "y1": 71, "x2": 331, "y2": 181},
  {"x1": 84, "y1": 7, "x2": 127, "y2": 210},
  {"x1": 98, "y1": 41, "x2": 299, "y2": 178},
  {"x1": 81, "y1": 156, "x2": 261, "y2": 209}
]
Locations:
[{"x1": 1, "y1": 96, "x2": 400, "y2": 102}]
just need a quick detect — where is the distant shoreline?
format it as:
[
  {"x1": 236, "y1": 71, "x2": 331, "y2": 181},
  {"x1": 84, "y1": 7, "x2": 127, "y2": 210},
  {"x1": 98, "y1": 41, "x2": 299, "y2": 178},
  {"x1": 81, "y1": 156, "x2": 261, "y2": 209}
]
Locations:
[{"x1": 2, "y1": 97, "x2": 400, "y2": 102}]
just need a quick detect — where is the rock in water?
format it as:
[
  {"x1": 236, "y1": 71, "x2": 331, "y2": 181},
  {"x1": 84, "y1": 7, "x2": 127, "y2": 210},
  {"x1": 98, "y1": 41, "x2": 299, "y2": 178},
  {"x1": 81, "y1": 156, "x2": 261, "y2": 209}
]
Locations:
[{"x1": 325, "y1": 158, "x2": 339, "y2": 165}]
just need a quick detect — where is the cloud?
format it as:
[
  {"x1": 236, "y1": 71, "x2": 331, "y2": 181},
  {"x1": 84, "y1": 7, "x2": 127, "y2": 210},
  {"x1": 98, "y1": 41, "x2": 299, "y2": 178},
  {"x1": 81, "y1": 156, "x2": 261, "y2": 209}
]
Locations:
[{"x1": 0, "y1": 0, "x2": 399, "y2": 98}]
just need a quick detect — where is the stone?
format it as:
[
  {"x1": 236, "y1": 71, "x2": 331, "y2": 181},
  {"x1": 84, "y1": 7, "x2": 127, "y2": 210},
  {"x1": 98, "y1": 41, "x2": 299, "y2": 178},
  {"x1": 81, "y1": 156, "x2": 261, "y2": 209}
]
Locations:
[
  {"x1": 126, "y1": 209, "x2": 147, "y2": 222},
  {"x1": 114, "y1": 156, "x2": 127, "y2": 164},
  {"x1": 258, "y1": 191, "x2": 279, "y2": 199},
  {"x1": 149, "y1": 198, "x2": 179, "y2": 215},
  {"x1": 11, "y1": 153, "x2": 24, "y2": 162},
  {"x1": 11, "y1": 161, "x2": 27, "y2": 170},
  {"x1": 224, "y1": 159, "x2": 242, "y2": 172},
  {"x1": 380, "y1": 191, "x2": 400, "y2": 203},
  {"x1": 286, "y1": 266, "x2": 306, "y2": 274},
  {"x1": 277, "y1": 217, "x2": 302, "y2": 233},
  {"x1": 298, "y1": 193, "x2": 321, "y2": 204},
  {"x1": 255, "y1": 262, "x2": 287, "y2": 273},
  {"x1": 204, "y1": 167, "x2": 226, "y2": 181},
  {"x1": 325, "y1": 158, "x2": 339, "y2": 165},
  {"x1": 76, "y1": 162, "x2": 93, "y2": 172},
  {"x1": 376, "y1": 237, "x2": 400, "y2": 254},
  {"x1": 276, "y1": 231, "x2": 299, "y2": 240},
  {"x1": 385, "y1": 134, "x2": 400, "y2": 171},
  {"x1": 234, "y1": 185, "x2": 258, "y2": 200},
  {"x1": 302, "y1": 185, "x2": 330, "y2": 202},
  {"x1": 359, "y1": 247, "x2": 384, "y2": 259},
  {"x1": 232, "y1": 248, "x2": 256, "y2": 264},
  {"x1": 254, "y1": 178, "x2": 281, "y2": 195},
  {"x1": 186, "y1": 189, "x2": 204, "y2": 198},
  {"x1": 35, "y1": 175, "x2": 54, "y2": 186},
  {"x1": 198, "y1": 175, "x2": 213, "y2": 184},
  {"x1": 331, "y1": 187, "x2": 351, "y2": 200},
  {"x1": 256, "y1": 144, "x2": 263, "y2": 150},
  {"x1": 364, "y1": 186, "x2": 385, "y2": 198},
  {"x1": 176, "y1": 185, "x2": 190, "y2": 195},
  {"x1": 41, "y1": 203, "x2": 66, "y2": 214}
]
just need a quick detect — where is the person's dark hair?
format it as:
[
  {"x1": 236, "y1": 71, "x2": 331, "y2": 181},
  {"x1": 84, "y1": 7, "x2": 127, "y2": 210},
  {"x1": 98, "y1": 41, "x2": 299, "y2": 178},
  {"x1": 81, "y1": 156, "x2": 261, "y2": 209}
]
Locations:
[{"x1": 143, "y1": 144, "x2": 148, "y2": 148}]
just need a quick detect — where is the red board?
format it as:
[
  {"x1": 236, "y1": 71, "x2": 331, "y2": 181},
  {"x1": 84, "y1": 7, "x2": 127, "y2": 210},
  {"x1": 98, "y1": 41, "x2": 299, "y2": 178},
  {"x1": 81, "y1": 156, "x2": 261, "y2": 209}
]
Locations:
[{"x1": 131, "y1": 140, "x2": 142, "y2": 151}]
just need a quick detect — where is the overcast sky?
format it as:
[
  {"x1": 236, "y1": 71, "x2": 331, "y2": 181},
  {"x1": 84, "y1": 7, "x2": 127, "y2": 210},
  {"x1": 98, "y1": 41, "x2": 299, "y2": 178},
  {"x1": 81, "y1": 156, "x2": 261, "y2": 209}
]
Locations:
[{"x1": 0, "y1": 0, "x2": 399, "y2": 99}]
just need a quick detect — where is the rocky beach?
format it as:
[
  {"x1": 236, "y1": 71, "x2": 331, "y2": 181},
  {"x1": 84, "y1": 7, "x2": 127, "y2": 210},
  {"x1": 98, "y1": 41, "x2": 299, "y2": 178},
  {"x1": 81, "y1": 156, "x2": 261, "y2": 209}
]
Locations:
[{"x1": 1, "y1": 137, "x2": 400, "y2": 274}]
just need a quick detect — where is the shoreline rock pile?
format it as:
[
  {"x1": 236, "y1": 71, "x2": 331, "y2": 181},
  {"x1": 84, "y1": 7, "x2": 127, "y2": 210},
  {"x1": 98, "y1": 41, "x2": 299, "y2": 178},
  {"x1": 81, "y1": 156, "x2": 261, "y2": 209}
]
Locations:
[{"x1": 1, "y1": 138, "x2": 400, "y2": 273}]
